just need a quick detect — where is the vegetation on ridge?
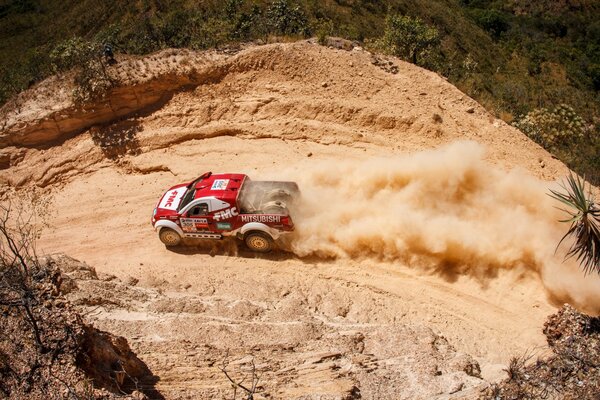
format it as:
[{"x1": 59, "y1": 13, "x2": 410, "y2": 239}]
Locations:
[{"x1": 0, "y1": 0, "x2": 598, "y2": 181}]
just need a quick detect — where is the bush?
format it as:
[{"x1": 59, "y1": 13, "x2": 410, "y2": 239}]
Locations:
[
  {"x1": 50, "y1": 37, "x2": 114, "y2": 104},
  {"x1": 314, "y1": 18, "x2": 335, "y2": 45},
  {"x1": 514, "y1": 104, "x2": 599, "y2": 184},
  {"x1": 376, "y1": 14, "x2": 440, "y2": 66},
  {"x1": 472, "y1": 9, "x2": 510, "y2": 40},
  {"x1": 588, "y1": 63, "x2": 600, "y2": 91},
  {"x1": 513, "y1": 104, "x2": 590, "y2": 149},
  {"x1": 266, "y1": 0, "x2": 310, "y2": 36},
  {"x1": 481, "y1": 305, "x2": 600, "y2": 399}
]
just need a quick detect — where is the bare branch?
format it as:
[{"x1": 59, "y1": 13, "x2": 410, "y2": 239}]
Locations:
[{"x1": 219, "y1": 351, "x2": 261, "y2": 400}]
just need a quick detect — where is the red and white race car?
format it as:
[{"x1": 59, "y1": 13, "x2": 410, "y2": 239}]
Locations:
[{"x1": 151, "y1": 172, "x2": 299, "y2": 252}]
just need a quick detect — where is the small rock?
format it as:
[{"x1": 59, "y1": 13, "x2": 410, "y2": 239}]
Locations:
[
  {"x1": 466, "y1": 107, "x2": 475, "y2": 113},
  {"x1": 321, "y1": 82, "x2": 328, "y2": 88},
  {"x1": 59, "y1": 274, "x2": 78, "y2": 295},
  {"x1": 130, "y1": 390, "x2": 148, "y2": 400},
  {"x1": 98, "y1": 273, "x2": 118, "y2": 282},
  {"x1": 126, "y1": 276, "x2": 139, "y2": 286},
  {"x1": 448, "y1": 381, "x2": 464, "y2": 394},
  {"x1": 307, "y1": 152, "x2": 313, "y2": 157}
]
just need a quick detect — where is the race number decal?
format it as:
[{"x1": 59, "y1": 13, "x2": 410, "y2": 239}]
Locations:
[
  {"x1": 180, "y1": 218, "x2": 209, "y2": 232},
  {"x1": 211, "y1": 179, "x2": 229, "y2": 190}
]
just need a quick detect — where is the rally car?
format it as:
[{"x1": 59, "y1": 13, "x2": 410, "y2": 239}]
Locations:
[{"x1": 151, "y1": 172, "x2": 299, "y2": 252}]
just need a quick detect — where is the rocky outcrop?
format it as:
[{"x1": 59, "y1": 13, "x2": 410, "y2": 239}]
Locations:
[
  {"x1": 63, "y1": 258, "x2": 487, "y2": 399},
  {"x1": 481, "y1": 305, "x2": 600, "y2": 399},
  {"x1": 0, "y1": 57, "x2": 229, "y2": 148},
  {"x1": 0, "y1": 253, "x2": 159, "y2": 399}
]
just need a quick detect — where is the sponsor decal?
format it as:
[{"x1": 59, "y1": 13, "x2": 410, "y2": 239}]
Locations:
[
  {"x1": 240, "y1": 214, "x2": 281, "y2": 223},
  {"x1": 216, "y1": 222, "x2": 232, "y2": 230},
  {"x1": 213, "y1": 207, "x2": 238, "y2": 221},
  {"x1": 211, "y1": 179, "x2": 229, "y2": 190},
  {"x1": 159, "y1": 187, "x2": 186, "y2": 210},
  {"x1": 180, "y1": 218, "x2": 209, "y2": 232}
]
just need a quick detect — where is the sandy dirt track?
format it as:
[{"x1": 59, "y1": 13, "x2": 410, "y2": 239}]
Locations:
[
  {"x1": 41, "y1": 138, "x2": 553, "y2": 399},
  {"x1": 3, "y1": 41, "x2": 599, "y2": 399}
]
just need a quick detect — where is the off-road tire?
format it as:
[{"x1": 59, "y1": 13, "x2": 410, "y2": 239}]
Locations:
[
  {"x1": 159, "y1": 228, "x2": 182, "y2": 246},
  {"x1": 244, "y1": 231, "x2": 273, "y2": 253}
]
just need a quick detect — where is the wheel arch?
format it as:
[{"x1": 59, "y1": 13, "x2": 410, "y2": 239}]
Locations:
[
  {"x1": 154, "y1": 220, "x2": 184, "y2": 237},
  {"x1": 240, "y1": 222, "x2": 278, "y2": 240}
]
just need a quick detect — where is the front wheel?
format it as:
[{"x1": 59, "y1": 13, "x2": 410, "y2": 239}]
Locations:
[
  {"x1": 159, "y1": 228, "x2": 182, "y2": 246},
  {"x1": 244, "y1": 232, "x2": 273, "y2": 253}
]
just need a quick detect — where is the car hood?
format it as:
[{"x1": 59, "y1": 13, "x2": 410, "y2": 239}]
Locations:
[{"x1": 156, "y1": 184, "x2": 188, "y2": 212}]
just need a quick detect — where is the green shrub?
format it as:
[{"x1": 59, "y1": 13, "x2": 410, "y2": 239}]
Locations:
[
  {"x1": 588, "y1": 63, "x2": 600, "y2": 91},
  {"x1": 472, "y1": 9, "x2": 509, "y2": 40},
  {"x1": 266, "y1": 0, "x2": 310, "y2": 36},
  {"x1": 314, "y1": 18, "x2": 334, "y2": 45},
  {"x1": 513, "y1": 104, "x2": 590, "y2": 149},
  {"x1": 226, "y1": 3, "x2": 266, "y2": 41},
  {"x1": 376, "y1": 14, "x2": 440, "y2": 66},
  {"x1": 50, "y1": 37, "x2": 114, "y2": 104},
  {"x1": 50, "y1": 37, "x2": 98, "y2": 73}
]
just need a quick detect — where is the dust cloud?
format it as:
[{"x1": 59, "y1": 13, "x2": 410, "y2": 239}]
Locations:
[{"x1": 283, "y1": 141, "x2": 600, "y2": 314}]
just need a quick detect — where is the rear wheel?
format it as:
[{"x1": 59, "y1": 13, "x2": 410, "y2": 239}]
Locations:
[
  {"x1": 244, "y1": 231, "x2": 273, "y2": 253},
  {"x1": 159, "y1": 228, "x2": 182, "y2": 246}
]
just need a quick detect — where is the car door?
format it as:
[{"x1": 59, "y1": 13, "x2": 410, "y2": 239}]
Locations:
[{"x1": 179, "y1": 202, "x2": 214, "y2": 234}]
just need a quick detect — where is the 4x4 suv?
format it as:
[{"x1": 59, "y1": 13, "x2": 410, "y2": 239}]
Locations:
[{"x1": 151, "y1": 172, "x2": 299, "y2": 252}]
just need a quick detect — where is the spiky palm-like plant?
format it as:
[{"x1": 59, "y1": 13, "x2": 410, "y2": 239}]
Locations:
[{"x1": 549, "y1": 174, "x2": 600, "y2": 275}]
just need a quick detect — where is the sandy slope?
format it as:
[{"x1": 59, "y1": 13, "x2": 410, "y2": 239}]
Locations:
[{"x1": 3, "y1": 41, "x2": 599, "y2": 399}]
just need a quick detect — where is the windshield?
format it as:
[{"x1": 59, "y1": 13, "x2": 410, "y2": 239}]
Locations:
[
  {"x1": 177, "y1": 173, "x2": 211, "y2": 212},
  {"x1": 177, "y1": 188, "x2": 196, "y2": 212}
]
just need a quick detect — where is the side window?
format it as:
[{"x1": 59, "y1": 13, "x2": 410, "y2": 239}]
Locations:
[{"x1": 190, "y1": 203, "x2": 209, "y2": 216}]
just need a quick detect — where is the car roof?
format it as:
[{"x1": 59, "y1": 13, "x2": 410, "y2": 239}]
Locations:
[{"x1": 192, "y1": 173, "x2": 246, "y2": 204}]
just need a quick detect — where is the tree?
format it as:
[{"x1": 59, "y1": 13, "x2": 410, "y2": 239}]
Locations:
[
  {"x1": 473, "y1": 9, "x2": 509, "y2": 40},
  {"x1": 50, "y1": 37, "x2": 115, "y2": 104},
  {"x1": 266, "y1": 0, "x2": 310, "y2": 36},
  {"x1": 549, "y1": 174, "x2": 600, "y2": 274},
  {"x1": 377, "y1": 14, "x2": 440, "y2": 66}
]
